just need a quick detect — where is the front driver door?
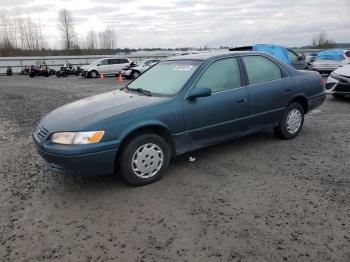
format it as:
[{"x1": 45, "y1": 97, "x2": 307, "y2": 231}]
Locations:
[{"x1": 183, "y1": 57, "x2": 249, "y2": 148}]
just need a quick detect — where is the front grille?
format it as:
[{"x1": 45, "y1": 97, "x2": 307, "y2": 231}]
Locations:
[
  {"x1": 334, "y1": 84, "x2": 350, "y2": 93},
  {"x1": 325, "y1": 83, "x2": 336, "y2": 90},
  {"x1": 35, "y1": 124, "x2": 49, "y2": 142}
]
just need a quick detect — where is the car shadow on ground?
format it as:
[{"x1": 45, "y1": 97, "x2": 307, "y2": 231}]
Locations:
[{"x1": 52, "y1": 129, "x2": 278, "y2": 192}]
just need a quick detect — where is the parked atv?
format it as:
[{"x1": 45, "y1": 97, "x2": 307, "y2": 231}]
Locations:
[
  {"x1": 20, "y1": 66, "x2": 30, "y2": 75},
  {"x1": 56, "y1": 64, "x2": 82, "y2": 77},
  {"x1": 29, "y1": 65, "x2": 51, "y2": 78}
]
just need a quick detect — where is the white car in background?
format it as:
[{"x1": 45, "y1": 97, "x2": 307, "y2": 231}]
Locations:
[
  {"x1": 326, "y1": 65, "x2": 350, "y2": 98},
  {"x1": 312, "y1": 50, "x2": 350, "y2": 73},
  {"x1": 122, "y1": 59, "x2": 161, "y2": 79},
  {"x1": 81, "y1": 58, "x2": 131, "y2": 78}
]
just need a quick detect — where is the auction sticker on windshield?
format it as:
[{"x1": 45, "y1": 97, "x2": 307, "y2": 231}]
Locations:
[{"x1": 173, "y1": 65, "x2": 193, "y2": 71}]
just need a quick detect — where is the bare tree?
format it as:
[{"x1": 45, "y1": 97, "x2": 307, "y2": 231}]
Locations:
[
  {"x1": 0, "y1": 14, "x2": 18, "y2": 49},
  {"x1": 86, "y1": 30, "x2": 97, "y2": 49},
  {"x1": 99, "y1": 27, "x2": 116, "y2": 49},
  {"x1": 311, "y1": 32, "x2": 335, "y2": 49},
  {"x1": 16, "y1": 15, "x2": 46, "y2": 50},
  {"x1": 58, "y1": 9, "x2": 77, "y2": 50}
]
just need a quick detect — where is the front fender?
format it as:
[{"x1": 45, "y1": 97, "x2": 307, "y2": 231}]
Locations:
[{"x1": 119, "y1": 120, "x2": 172, "y2": 142}]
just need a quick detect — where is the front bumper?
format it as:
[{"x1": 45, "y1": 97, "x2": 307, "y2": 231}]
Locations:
[
  {"x1": 326, "y1": 76, "x2": 350, "y2": 95},
  {"x1": 36, "y1": 146, "x2": 118, "y2": 176},
  {"x1": 33, "y1": 131, "x2": 120, "y2": 176}
]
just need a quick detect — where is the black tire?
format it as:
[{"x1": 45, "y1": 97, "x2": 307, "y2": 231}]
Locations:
[
  {"x1": 119, "y1": 134, "x2": 171, "y2": 186},
  {"x1": 29, "y1": 72, "x2": 35, "y2": 78},
  {"x1": 332, "y1": 94, "x2": 345, "y2": 100},
  {"x1": 131, "y1": 70, "x2": 140, "y2": 79},
  {"x1": 90, "y1": 70, "x2": 99, "y2": 78},
  {"x1": 274, "y1": 103, "x2": 304, "y2": 139}
]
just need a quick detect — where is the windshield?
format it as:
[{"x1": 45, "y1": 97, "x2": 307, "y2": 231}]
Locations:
[{"x1": 127, "y1": 60, "x2": 202, "y2": 95}]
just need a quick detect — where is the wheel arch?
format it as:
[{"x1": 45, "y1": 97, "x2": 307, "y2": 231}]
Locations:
[
  {"x1": 288, "y1": 95, "x2": 308, "y2": 114},
  {"x1": 114, "y1": 122, "x2": 176, "y2": 172},
  {"x1": 89, "y1": 69, "x2": 99, "y2": 77}
]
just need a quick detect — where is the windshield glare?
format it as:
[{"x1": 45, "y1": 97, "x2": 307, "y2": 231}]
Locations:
[{"x1": 127, "y1": 60, "x2": 202, "y2": 95}]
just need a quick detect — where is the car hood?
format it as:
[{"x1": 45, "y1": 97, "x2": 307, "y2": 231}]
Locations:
[
  {"x1": 40, "y1": 89, "x2": 168, "y2": 132},
  {"x1": 333, "y1": 65, "x2": 350, "y2": 76},
  {"x1": 81, "y1": 65, "x2": 95, "y2": 71}
]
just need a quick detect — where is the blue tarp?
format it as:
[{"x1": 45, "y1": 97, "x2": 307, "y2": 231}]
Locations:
[
  {"x1": 316, "y1": 50, "x2": 344, "y2": 61},
  {"x1": 253, "y1": 44, "x2": 291, "y2": 65}
]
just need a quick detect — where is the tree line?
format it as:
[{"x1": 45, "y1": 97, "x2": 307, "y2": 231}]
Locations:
[{"x1": 0, "y1": 9, "x2": 118, "y2": 56}]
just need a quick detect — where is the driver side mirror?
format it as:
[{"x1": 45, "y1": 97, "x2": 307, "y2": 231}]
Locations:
[
  {"x1": 97, "y1": 63, "x2": 101, "y2": 66},
  {"x1": 187, "y1": 87, "x2": 212, "y2": 100}
]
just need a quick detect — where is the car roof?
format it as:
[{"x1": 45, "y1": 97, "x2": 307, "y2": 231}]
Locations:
[{"x1": 164, "y1": 51, "x2": 257, "y2": 61}]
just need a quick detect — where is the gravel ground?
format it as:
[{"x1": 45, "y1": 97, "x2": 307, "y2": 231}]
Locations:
[{"x1": 0, "y1": 75, "x2": 349, "y2": 262}]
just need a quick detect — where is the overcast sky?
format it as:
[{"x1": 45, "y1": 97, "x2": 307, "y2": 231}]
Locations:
[{"x1": 0, "y1": 0, "x2": 349, "y2": 49}]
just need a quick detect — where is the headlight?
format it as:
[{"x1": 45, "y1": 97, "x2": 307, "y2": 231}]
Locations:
[
  {"x1": 330, "y1": 72, "x2": 339, "y2": 79},
  {"x1": 51, "y1": 131, "x2": 105, "y2": 145}
]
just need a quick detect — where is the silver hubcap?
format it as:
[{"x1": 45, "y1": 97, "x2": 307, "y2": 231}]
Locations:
[
  {"x1": 91, "y1": 71, "x2": 97, "y2": 78},
  {"x1": 133, "y1": 72, "x2": 139, "y2": 78},
  {"x1": 131, "y1": 143, "x2": 163, "y2": 179},
  {"x1": 286, "y1": 109, "x2": 302, "y2": 134}
]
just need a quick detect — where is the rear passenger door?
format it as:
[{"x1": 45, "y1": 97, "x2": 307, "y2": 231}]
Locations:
[{"x1": 242, "y1": 55, "x2": 294, "y2": 130}]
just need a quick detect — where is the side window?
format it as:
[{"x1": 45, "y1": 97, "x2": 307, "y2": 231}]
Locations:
[
  {"x1": 287, "y1": 50, "x2": 298, "y2": 62},
  {"x1": 243, "y1": 56, "x2": 282, "y2": 85},
  {"x1": 108, "y1": 59, "x2": 118, "y2": 65},
  {"x1": 118, "y1": 59, "x2": 129, "y2": 64},
  {"x1": 195, "y1": 58, "x2": 241, "y2": 93},
  {"x1": 99, "y1": 59, "x2": 108, "y2": 65}
]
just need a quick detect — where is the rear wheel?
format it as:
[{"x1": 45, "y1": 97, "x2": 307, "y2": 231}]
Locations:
[
  {"x1": 119, "y1": 134, "x2": 171, "y2": 186},
  {"x1": 274, "y1": 103, "x2": 304, "y2": 139}
]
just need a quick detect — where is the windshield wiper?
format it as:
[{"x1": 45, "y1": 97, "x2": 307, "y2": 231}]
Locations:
[{"x1": 127, "y1": 87, "x2": 152, "y2": 96}]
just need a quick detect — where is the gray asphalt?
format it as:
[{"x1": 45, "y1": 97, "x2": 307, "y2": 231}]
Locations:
[{"x1": 0, "y1": 75, "x2": 349, "y2": 262}]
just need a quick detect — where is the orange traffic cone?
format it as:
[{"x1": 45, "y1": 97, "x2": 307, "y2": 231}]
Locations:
[
  {"x1": 100, "y1": 73, "x2": 104, "y2": 80},
  {"x1": 118, "y1": 73, "x2": 123, "y2": 83}
]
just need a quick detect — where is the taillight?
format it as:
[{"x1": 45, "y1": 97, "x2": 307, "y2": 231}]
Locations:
[{"x1": 320, "y1": 78, "x2": 326, "y2": 88}]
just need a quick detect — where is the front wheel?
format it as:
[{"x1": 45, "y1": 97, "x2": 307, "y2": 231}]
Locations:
[
  {"x1": 90, "y1": 70, "x2": 99, "y2": 78},
  {"x1": 131, "y1": 70, "x2": 140, "y2": 79},
  {"x1": 274, "y1": 103, "x2": 304, "y2": 139},
  {"x1": 119, "y1": 134, "x2": 171, "y2": 186}
]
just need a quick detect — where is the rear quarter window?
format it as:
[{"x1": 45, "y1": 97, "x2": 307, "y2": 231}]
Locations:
[
  {"x1": 118, "y1": 59, "x2": 129, "y2": 64},
  {"x1": 108, "y1": 59, "x2": 118, "y2": 64},
  {"x1": 243, "y1": 56, "x2": 283, "y2": 85}
]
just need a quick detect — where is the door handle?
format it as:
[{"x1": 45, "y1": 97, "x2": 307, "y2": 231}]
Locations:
[{"x1": 236, "y1": 98, "x2": 247, "y2": 103}]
